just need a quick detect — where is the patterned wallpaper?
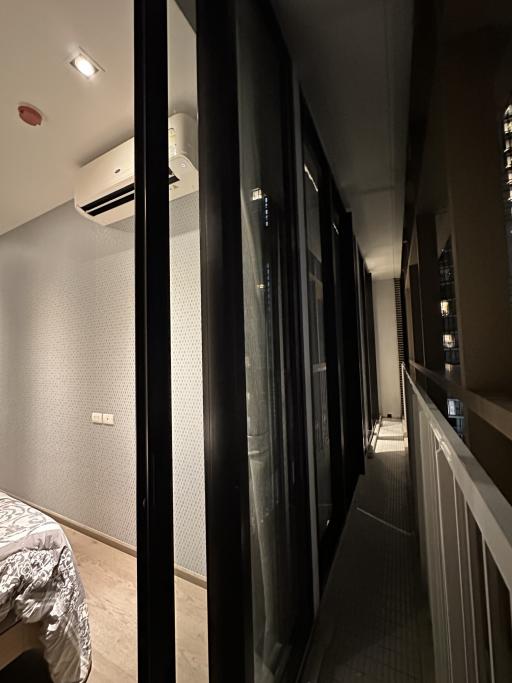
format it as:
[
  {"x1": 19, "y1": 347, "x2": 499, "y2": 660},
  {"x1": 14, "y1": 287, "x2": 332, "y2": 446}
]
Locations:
[
  {"x1": 169, "y1": 197, "x2": 206, "y2": 576},
  {"x1": 0, "y1": 194, "x2": 206, "y2": 577}
]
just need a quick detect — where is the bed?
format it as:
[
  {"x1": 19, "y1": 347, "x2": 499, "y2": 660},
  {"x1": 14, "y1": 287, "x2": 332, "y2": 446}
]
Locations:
[{"x1": 0, "y1": 492, "x2": 91, "y2": 682}]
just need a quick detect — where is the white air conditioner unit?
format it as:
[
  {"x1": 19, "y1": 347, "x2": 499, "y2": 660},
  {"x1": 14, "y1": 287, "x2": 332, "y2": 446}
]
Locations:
[{"x1": 74, "y1": 113, "x2": 198, "y2": 226}]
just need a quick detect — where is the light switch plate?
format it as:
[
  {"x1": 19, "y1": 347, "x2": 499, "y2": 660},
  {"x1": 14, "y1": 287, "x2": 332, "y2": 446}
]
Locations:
[
  {"x1": 92, "y1": 412, "x2": 103, "y2": 424},
  {"x1": 103, "y1": 413, "x2": 114, "y2": 426}
]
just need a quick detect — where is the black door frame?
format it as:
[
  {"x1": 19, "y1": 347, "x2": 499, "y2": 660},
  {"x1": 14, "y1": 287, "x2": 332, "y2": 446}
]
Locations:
[
  {"x1": 364, "y1": 270, "x2": 380, "y2": 425},
  {"x1": 134, "y1": 0, "x2": 176, "y2": 681},
  {"x1": 197, "y1": 0, "x2": 253, "y2": 680},
  {"x1": 331, "y1": 191, "x2": 366, "y2": 503},
  {"x1": 133, "y1": 0, "x2": 366, "y2": 678},
  {"x1": 355, "y1": 249, "x2": 371, "y2": 447},
  {"x1": 270, "y1": 13, "x2": 315, "y2": 679},
  {"x1": 359, "y1": 258, "x2": 379, "y2": 439},
  {"x1": 197, "y1": 0, "x2": 313, "y2": 680},
  {"x1": 300, "y1": 102, "x2": 352, "y2": 585}
]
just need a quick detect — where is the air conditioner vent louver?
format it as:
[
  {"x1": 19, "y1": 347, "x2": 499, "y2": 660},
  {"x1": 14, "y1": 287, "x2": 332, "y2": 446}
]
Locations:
[
  {"x1": 74, "y1": 114, "x2": 197, "y2": 226},
  {"x1": 81, "y1": 183, "x2": 135, "y2": 217},
  {"x1": 80, "y1": 171, "x2": 179, "y2": 218}
]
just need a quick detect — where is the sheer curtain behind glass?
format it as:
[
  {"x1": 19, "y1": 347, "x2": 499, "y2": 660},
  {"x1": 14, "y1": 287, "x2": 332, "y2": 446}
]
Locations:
[
  {"x1": 303, "y1": 147, "x2": 332, "y2": 541},
  {"x1": 237, "y1": 0, "x2": 298, "y2": 679}
]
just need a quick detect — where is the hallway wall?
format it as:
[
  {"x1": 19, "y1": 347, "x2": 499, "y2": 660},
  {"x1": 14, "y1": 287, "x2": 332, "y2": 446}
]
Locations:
[
  {"x1": 372, "y1": 278, "x2": 401, "y2": 418},
  {"x1": 0, "y1": 194, "x2": 206, "y2": 577}
]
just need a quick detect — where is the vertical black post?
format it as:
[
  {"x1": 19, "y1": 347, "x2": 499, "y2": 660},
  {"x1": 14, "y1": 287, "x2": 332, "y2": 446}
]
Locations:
[
  {"x1": 339, "y1": 213, "x2": 365, "y2": 492},
  {"x1": 197, "y1": 1, "x2": 254, "y2": 681},
  {"x1": 355, "y1": 249, "x2": 370, "y2": 446},
  {"x1": 134, "y1": 1, "x2": 175, "y2": 681},
  {"x1": 400, "y1": 272, "x2": 410, "y2": 372},
  {"x1": 409, "y1": 264, "x2": 426, "y2": 367},
  {"x1": 365, "y1": 271, "x2": 379, "y2": 424},
  {"x1": 319, "y1": 171, "x2": 346, "y2": 576}
]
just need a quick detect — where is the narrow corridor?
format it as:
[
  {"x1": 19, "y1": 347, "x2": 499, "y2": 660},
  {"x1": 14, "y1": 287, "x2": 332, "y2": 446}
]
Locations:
[{"x1": 301, "y1": 419, "x2": 434, "y2": 682}]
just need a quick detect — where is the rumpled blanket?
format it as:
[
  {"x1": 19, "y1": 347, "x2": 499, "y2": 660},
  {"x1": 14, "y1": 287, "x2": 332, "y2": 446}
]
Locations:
[{"x1": 0, "y1": 492, "x2": 91, "y2": 682}]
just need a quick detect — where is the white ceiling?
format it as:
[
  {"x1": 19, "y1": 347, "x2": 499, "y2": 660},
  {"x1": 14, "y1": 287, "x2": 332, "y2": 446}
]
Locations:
[
  {"x1": 0, "y1": 0, "x2": 197, "y2": 235},
  {"x1": 1, "y1": 0, "x2": 412, "y2": 275},
  {"x1": 273, "y1": 0, "x2": 413, "y2": 279}
]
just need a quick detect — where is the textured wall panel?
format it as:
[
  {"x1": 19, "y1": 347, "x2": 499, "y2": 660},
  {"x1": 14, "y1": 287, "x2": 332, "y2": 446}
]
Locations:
[
  {"x1": 372, "y1": 278, "x2": 401, "y2": 418},
  {"x1": 0, "y1": 194, "x2": 206, "y2": 577},
  {"x1": 169, "y1": 194, "x2": 206, "y2": 576}
]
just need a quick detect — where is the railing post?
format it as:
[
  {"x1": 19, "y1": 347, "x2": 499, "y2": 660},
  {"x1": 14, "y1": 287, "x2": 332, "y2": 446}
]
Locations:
[
  {"x1": 403, "y1": 365, "x2": 512, "y2": 683},
  {"x1": 466, "y1": 513, "x2": 494, "y2": 683},
  {"x1": 422, "y1": 420, "x2": 451, "y2": 683},
  {"x1": 454, "y1": 487, "x2": 478, "y2": 682},
  {"x1": 401, "y1": 362, "x2": 408, "y2": 431},
  {"x1": 484, "y1": 546, "x2": 512, "y2": 680},
  {"x1": 482, "y1": 543, "x2": 497, "y2": 682},
  {"x1": 435, "y1": 446, "x2": 468, "y2": 682}
]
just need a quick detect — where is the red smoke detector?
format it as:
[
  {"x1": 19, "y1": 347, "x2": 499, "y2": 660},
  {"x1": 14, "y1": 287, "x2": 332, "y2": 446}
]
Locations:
[{"x1": 18, "y1": 104, "x2": 43, "y2": 126}]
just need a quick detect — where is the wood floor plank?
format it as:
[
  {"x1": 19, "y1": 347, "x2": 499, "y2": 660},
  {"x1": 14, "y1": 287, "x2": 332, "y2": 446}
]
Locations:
[{"x1": 62, "y1": 525, "x2": 208, "y2": 682}]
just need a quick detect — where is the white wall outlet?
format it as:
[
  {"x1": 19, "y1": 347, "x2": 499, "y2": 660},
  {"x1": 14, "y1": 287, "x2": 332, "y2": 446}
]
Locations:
[
  {"x1": 102, "y1": 413, "x2": 114, "y2": 426},
  {"x1": 92, "y1": 412, "x2": 103, "y2": 424}
]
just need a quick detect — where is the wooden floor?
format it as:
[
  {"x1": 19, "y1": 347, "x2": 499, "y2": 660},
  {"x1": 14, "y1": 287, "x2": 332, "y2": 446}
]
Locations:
[{"x1": 63, "y1": 526, "x2": 209, "y2": 683}]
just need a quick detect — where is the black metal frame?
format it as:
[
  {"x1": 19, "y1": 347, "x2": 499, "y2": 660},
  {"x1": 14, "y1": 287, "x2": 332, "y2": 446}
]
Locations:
[
  {"x1": 329, "y1": 192, "x2": 350, "y2": 511},
  {"x1": 364, "y1": 270, "x2": 380, "y2": 424},
  {"x1": 333, "y1": 199, "x2": 366, "y2": 501},
  {"x1": 197, "y1": 0, "x2": 314, "y2": 680},
  {"x1": 134, "y1": 0, "x2": 175, "y2": 681},
  {"x1": 356, "y1": 250, "x2": 379, "y2": 445},
  {"x1": 270, "y1": 9, "x2": 315, "y2": 677},
  {"x1": 278, "y1": 156, "x2": 316, "y2": 681},
  {"x1": 133, "y1": 0, "x2": 369, "y2": 677},
  {"x1": 400, "y1": 272, "x2": 410, "y2": 372},
  {"x1": 300, "y1": 102, "x2": 354, "y2": 584},
  {"x1": 318, "y1": 162, "x2": 347, "y2": 582},
  {"x1": 353, "y1": 245, "x2": 369, "y2": 447},
  {"x1": 359, "y1": 256, "x2": 371, "y2": 439},
  {"x1": 197, "y1": 0, "x2": 253, "y2": 680}
]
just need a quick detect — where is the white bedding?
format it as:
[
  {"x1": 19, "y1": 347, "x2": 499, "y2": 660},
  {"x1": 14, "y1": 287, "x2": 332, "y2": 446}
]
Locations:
[{"x1": 0, "y1": 492, "x2": 91, "y2": 682}]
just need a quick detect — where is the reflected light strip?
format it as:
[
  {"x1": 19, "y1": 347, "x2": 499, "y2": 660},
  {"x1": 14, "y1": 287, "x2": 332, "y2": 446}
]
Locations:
[{"x1": 304, "y1": 164, "x2": 319, "y2": 193}]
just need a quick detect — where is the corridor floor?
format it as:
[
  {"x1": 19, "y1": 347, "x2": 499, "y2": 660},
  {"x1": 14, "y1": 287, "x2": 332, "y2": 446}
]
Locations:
[{"x1": 300, "y1": 419, "x2": 434, "y2": 683}]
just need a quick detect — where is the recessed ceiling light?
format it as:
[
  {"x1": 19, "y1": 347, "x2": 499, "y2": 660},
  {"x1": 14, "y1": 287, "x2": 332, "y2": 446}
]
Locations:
[{"x1": 69, "y1": 50, "x2": 102, "y2": 80}]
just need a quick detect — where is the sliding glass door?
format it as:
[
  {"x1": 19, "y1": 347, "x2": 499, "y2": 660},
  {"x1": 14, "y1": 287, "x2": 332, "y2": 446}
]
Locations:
[
  {"x1": 302, "y1": 143, "x2": 333, "y2": 544},
  {"x1": 332, "y1": 193, "x2": 366, "y2": 505},
  {"x1": 355, "y1": 254, "x2": 379, "y2": 445},
  {"x1": 137, "y1": 0, "x2": 368, "y2": 678},
  {"x1": 301, "y1": 109, "x2": 352, "y2": 583},
  {"x1": 135, "y1": 3, "x2": 370, "y2": 679},
  {"x1": 237, "y1": 4, "x2": 308, "y2": 679},
  {"x1": 198, "y1": 0, "x2": 313, "y2": 680},
  {"x1": 355, "y1": 250, "x2": 372, "y2": 447}
]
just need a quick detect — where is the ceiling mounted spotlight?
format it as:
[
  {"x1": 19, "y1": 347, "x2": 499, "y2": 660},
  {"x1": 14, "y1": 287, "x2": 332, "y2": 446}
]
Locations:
[{"x1": 69, "y1": 49, "x2": 103, "y2": 80}]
